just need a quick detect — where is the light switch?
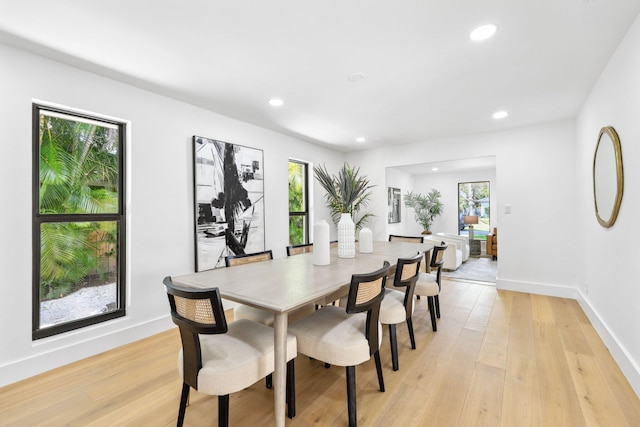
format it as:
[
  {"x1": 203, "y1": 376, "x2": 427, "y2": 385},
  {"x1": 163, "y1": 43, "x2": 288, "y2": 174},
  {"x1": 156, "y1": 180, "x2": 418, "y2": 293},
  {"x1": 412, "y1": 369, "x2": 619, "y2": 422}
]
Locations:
[{"x1": 504, "y1": 205, "x2": 511, "y2": 214}]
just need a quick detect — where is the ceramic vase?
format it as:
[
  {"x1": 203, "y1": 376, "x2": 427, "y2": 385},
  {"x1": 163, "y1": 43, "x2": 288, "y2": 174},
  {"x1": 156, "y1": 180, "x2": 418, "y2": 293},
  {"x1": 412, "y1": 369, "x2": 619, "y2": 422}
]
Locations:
[
  {"x1": 359, "y1": 227, "x2": 373, "y2": 253},
  {"x1": 337, "y1": 213, "x2": 355, "y2": 258}
]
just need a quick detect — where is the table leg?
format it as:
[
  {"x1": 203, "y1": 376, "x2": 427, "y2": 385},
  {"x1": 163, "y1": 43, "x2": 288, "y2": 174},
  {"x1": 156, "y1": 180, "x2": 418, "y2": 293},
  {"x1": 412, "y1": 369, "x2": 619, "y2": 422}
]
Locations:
[{"x1": 273, "y1": 312, "x2": 288, "y2": 427}]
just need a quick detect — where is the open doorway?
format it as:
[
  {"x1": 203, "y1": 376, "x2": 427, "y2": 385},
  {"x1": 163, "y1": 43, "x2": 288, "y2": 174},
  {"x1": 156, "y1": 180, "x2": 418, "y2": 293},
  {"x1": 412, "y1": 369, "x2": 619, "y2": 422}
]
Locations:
[{"x1": 385, "y1": 156, "x2": 497, "y2": 283}]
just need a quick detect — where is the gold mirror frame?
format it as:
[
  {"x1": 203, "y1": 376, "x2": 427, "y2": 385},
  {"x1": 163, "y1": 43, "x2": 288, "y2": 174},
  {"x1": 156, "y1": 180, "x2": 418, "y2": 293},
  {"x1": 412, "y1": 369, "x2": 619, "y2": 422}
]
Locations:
[{"x1": 593, "y1": 126, "x2": 624, "y2": 228}]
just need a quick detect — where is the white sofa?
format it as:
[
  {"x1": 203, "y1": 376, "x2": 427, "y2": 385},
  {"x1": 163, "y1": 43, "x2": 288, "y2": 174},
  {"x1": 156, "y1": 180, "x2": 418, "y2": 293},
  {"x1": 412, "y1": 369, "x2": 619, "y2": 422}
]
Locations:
[
  {"x1": 436, "y1": 233, "x2": 470, "y2": 261},
  {"x1": 424, "y1": 236, "x2": 462, "y2": 271}
]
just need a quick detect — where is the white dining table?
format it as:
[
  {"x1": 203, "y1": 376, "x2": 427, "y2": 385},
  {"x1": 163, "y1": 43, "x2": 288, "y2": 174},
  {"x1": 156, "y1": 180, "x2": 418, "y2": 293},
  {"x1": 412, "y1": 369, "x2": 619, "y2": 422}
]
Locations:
[{"x1": 171, "y1": 240, "x2": 432, "y2": 427}]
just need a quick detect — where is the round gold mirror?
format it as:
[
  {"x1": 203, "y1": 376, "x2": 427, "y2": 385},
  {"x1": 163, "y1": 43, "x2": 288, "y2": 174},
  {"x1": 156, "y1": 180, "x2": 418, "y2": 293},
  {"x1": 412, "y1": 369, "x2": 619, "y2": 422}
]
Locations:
[{"x1": 593, "y1": 126, "x2": 623, "y2": 228}]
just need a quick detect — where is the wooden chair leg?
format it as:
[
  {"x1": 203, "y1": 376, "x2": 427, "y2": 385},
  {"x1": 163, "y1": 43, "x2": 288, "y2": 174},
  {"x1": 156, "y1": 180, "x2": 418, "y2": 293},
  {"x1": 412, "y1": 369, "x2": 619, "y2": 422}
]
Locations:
[
  {"x1": 435, "y1": 295, "x2": 441, "y2": 318},
  {"x1": 346, "y1": 366, "x2": 357, "y2": 427},
  {"x1": 218, "y1": 394, "x2": 230, "y2": 427},
  {"x1": 389, "y1": 324, "x2": 399, "y2": 371},
  {"x1": 374, "y1": 351, "x2": 385, "y2": 392},
  {"x1": 407, "y1": 317, "x2": 416, "y2": 349},
  {"x1": 177, "y1": 383, "x2": 190, "y2": 427},
  {"x1": 427, "y1": 296, "x2": 437, "y2": 331},
  {"x1": 286, "y1": 360, "x2": 296, "y2": 419},
  {"x1": 266, "y1": 374, "x2": 272, "y2": 389}
]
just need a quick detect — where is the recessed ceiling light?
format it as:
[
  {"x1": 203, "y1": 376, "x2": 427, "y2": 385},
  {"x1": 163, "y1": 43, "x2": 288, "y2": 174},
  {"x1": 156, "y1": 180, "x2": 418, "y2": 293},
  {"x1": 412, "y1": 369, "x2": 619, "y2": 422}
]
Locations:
[
  {"x1": 356, "y1": 137, "x2": 366, "y2": 143},
  {"x1": 348, "y1": 73, "x2": 365, "y2": 82},
  {"x1": 470, "y1": 24, "x2": 497, "y2": 41},
  {"x1": 432, "y1": 167, "x2": 439, "y2": 172},
  {"x1": 269, "y1": 98, "x2": 284, "y2": 107},
  {"x1": 492, "y1": 110, "x2": 508, "y2": 119}
]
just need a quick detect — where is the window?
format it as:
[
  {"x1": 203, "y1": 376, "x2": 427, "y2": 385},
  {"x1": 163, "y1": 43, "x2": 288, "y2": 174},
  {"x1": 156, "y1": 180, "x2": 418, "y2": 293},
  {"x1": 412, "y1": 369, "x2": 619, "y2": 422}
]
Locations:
[
  {"x1": 33, "y1": 104, "x2": 126, "y2": 339},
  {"x1": 458, "y1": 181, "x2": 490, "y2": 240},
  {"x1": 288, "y1": 160, "x2": 309, "y2": 245}
]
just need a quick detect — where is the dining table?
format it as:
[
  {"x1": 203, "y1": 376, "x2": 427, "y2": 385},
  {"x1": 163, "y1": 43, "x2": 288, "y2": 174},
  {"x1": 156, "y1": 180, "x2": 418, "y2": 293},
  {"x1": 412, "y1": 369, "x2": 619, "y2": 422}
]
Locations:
[{"x1": 171, "y1": 240, "x2": 433, "y2": 427}]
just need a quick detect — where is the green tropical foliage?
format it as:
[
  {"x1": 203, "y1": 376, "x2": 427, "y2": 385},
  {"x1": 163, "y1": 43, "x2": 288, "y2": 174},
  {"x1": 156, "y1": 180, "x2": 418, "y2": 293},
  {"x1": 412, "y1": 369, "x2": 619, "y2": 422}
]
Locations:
[
  {"x1": 313, "y1": 163, "x2": 374, "y2": 230},
  {"x1": 404, "y1": 189, "x2": 443, "y2": 232},
  {"x1": 38, "y1": 113, "x2": 119, "y2": 300},
  {"x1": 288, "y1": 162, "x2": 306, "y2": 245}
]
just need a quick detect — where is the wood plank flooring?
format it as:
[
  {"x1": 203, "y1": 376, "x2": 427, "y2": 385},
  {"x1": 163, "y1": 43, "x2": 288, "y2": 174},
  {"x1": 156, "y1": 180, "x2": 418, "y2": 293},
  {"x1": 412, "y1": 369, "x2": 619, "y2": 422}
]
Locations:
[{"x1": 1, "y1": 279, "x2": 639, "y2": 426}]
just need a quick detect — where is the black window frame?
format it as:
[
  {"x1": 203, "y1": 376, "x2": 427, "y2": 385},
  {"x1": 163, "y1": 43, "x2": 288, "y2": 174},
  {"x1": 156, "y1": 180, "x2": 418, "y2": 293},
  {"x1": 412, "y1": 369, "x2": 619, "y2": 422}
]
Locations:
[
  {"x1": 32, "y1": 103, "x2": 126, "y2": 340},
  {"x1": 288, "y1": 159, "x2": 310, "y2": 245}
]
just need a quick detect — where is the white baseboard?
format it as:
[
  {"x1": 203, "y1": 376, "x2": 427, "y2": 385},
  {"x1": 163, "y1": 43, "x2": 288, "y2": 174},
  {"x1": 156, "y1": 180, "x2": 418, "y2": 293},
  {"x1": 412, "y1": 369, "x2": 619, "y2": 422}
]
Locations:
[
  {"x1": 576, "y1": 290, "x2": 640, "y2": 398},
  {"x1": 496, "y1": 277, "x2": 579, "y2": 299},
  {"x1": 496, "y1": 277, "x2": 640, "y2": 399},
  {"x1": 0, "y1": 315, "x2": 174, "y2": 388}
]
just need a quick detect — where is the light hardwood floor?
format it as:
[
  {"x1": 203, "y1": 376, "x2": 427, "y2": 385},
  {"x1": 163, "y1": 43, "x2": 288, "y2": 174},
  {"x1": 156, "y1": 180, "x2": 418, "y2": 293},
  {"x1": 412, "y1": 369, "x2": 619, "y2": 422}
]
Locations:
[{"x1": 2, "y1": 279, "x2": 639, "y2": 426}]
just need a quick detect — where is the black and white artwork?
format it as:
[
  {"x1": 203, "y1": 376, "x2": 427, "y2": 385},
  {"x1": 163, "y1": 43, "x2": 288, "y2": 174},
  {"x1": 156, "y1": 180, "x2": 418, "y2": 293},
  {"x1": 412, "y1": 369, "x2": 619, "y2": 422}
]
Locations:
[
  {"x1": 193, "y1": 136, "x2": 265, "y2": 271},
  {"x1": 388, "y1": 187, "x2": 401, "y2": 224}
]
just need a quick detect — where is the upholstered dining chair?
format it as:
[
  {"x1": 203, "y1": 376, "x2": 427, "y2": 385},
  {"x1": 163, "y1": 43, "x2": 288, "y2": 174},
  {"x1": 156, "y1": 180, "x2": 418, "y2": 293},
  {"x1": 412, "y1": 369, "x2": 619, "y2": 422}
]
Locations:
[
  {"x1": 163, "y1": 277, "x2": 297, "y2": 427},
  {"x1": 415, "y1": 242, "x2": 447, "y2": 331},
  {"x1": 288, "y1": 261, "x2": 391, "y2": 427},
  {"x1": 285, "y1": 243, "x2": 344, "y2": 308},
  {"x1": 379, "y1": 252, "x2": 423, "y2": 371},
  {"x1": 225, "y1": 250, "x2": 314, "y2": 389},
  {"x1": 225, "y1": 250, "x2": 314, "y2": 326},
  {"x1": 286, "y1": 243, "x2": 313, "y2": 256},
  {"x1": 225, "y1": 250, "x2": 277, "y2": 326},
  {"x1": 388, "y1": 234, "x2": 424, "y2": 244},
  {"x1": 388, "y1": 234, "x2": 430, "y2": 274}
]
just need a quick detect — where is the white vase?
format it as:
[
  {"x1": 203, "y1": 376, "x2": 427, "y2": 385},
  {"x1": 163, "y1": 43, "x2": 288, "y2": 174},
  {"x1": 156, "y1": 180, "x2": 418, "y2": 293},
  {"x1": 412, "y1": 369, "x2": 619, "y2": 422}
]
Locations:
[
  {"x1": 313, "y1": 220, "x2": 331, "y2": 265},
  {"x1": 337, "y1": 213, "x2": 356, "y2": 258},
  {"x1": 359, "y1": 227, "x2": 373, "y2": 253}
]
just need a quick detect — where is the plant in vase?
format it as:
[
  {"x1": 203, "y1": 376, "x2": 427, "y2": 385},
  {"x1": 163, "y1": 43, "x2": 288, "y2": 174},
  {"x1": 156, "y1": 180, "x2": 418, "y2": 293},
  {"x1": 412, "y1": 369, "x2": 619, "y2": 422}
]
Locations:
[
  {"x1": 314, "y1": 163, "x2": 374, "y2": 258},
  {"x1": 404, "y1": 189, "x2": 443, "y2": 235}
]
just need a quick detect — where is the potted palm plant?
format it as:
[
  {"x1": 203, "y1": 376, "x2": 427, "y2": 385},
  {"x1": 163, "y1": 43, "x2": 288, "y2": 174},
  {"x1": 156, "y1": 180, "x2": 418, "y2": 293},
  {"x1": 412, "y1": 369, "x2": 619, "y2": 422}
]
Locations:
[
  {"x1": 404, "y1": 189, "x2": 443, "y2": 234},
  {"x1": 314, "y1": 163, "x2": 374, "y2": 258}
]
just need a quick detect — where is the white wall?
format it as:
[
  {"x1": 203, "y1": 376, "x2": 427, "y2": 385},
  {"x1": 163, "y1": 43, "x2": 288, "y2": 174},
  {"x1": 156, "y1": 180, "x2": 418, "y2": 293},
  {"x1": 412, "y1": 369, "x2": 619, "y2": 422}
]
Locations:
[
  {"x1": 347, "y1": 119, "x2": 578, "y2": 294},
  {"x1": 385, "y1": 166, "x2": 497, "y2": 238},
  {"x1": 0, "y1": 43, "x2": 343, "y2": 386},
  {"x1": 384, "y1": 168, "x2": 414, "y2": 236},
  {"x1": 412, "y1": 168, "x2": 497, "y2": 236},
  {"x1": 576, "y1": 14, "x2": 640, "y2": 395}
]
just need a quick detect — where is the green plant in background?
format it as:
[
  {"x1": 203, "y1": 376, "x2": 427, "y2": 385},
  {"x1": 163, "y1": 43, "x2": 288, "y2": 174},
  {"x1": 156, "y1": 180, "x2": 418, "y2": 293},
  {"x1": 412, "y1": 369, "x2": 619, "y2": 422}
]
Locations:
[
  {"x1": 313, "y1": 162, "x2": 374, "y2": 230},
  {"x1": 404, "y1": 189, "x2": 443, "y2": 234},
  {"x1": 288, "y1": 162, "x2": 305, "y2": 245},
  {"x1": 38, "y1": 114, "x2": 119, "y2": 299}
]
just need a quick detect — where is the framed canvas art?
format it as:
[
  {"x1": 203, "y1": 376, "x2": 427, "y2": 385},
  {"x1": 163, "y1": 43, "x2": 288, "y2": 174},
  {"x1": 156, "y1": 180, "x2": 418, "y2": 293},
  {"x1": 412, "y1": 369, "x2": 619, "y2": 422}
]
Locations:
[
  {"x1": 193, "y1": 136, "x2": 265, "y2": 271},
  {"x1": 388, "y1": 187, "x2": 401, "y2": 223}
]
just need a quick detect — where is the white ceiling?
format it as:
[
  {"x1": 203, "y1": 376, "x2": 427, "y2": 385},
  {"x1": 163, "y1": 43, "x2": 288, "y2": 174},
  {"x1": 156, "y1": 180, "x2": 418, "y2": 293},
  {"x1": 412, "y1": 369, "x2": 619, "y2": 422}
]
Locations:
[{"x1": 1, "y1": 0, "x2": 639, "y2": 153}]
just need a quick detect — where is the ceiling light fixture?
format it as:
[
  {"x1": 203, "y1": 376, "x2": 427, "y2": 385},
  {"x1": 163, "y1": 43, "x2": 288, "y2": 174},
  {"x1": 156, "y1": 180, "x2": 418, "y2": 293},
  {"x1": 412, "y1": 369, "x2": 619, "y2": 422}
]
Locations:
[
  {"x1": 356, "y1": 137, "x2": 366, "y2": 143},
  {"x1": 493, "y1": 110, "x2": 508, "y2": 119},
  {"x1": 432, "y1": 167, "x2": 439, "y2": 172},
  {"x1": 348, "y1": 72, "x2": 365, "y2": 82},
  {"x1": 269, "y1": 98, "x2": 284, "y2": 107},
  {"x1": 470, "y1": 24, "x2": 498, "y2": 41}
]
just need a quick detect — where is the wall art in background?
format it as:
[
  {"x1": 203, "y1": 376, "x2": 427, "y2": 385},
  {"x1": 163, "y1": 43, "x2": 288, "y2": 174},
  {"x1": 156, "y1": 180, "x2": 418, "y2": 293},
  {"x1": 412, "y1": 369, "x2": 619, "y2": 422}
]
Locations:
[{"x1": 193, "y1": 136, "x2": 265, "y2": 271}]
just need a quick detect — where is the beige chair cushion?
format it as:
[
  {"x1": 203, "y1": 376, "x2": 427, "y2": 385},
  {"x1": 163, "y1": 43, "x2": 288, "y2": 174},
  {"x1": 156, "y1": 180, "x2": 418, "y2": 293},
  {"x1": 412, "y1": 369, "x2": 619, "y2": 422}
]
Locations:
[
  {"x1": 379, "y1": 288, "x2": 413, "y2": 325},
  {"x1": 288, "y1": 305, "x2": 382, "y2": 367},
  {"x1": 415, "y1": 272, "x2": 439, "y2": 297},
  {"x1": 234, "y1": 303, "x2": 315, "y2": 326},
  {"x1": 178, "y1": 318, "x2": 297, "y2": 396}
]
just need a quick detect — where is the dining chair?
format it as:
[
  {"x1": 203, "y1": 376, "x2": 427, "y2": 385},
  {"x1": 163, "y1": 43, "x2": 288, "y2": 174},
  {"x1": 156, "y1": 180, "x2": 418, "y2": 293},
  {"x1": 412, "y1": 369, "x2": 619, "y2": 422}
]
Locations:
[
  {"x1": 285, "y1": 243, "x2": 344, "y2": 308},
  {"x1": 225, "y1": 250, "x2": 278, "y2": 326},
  {"x1": 225, "y1": 249, "x2": 313, "y2": 389},
  {"x1": 388, "y1": 234, "x2": 424, "y2": 243},
  {"x1": 163, "y1": 277, "x2": 297, "y2": 427},
  {"x1": 415, "y1": 242, "x2": 447, "y2": 331},
  {"x1": 379, "y1": 252, "x2": 423, "y2": 371},
  {"x1": 288, "y1": 261, "x2": 391, "y2": 427},
  {"x1": 225, "y1": 250, "x2": 314, "y2": 326},
  {"x1": 286, "y1": 243, "x2": 313, "y2": 256}
]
